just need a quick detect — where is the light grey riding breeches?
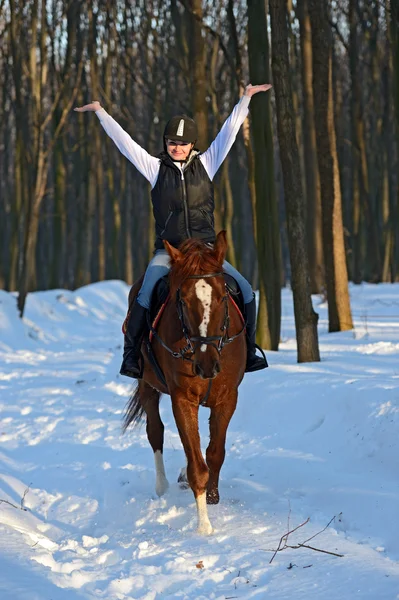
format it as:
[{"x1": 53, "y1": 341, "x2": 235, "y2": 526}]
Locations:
[{"x1": 136, "y1": 249, "x2": 253, "y2": 309}]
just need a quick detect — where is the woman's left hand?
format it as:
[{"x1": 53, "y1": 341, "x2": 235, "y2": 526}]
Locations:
[{"x1": 244, "y1": 84, "x2": 272, "y2": 97}]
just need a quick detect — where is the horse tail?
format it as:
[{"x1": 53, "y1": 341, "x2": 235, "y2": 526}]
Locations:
[{"x1": 123, "y1": 384, "x2": 146, "y2": 432}]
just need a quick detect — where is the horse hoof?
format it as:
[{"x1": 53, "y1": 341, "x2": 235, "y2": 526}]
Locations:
[
  {"x1": 206, "y1": 490, "x2": 220, "y2": 505},
  {"x1": 197, "y1": 522, "x2": 213, "y2": 536},
  {"x1": 156, "y1": 477, "x2": 169, "y2": 497}
]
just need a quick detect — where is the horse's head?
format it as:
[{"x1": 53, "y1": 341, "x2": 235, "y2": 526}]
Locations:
[{"x1": 164, "y1": 231, "x2": 229, "y2": 379}]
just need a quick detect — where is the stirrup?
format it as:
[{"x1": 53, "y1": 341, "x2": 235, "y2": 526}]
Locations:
[
  {"x1": 245, "y1": 344, "x2": 268, "y2": 373},
  {"x1": 120, "y1": 351, "x2": 144, "y2": 379}
]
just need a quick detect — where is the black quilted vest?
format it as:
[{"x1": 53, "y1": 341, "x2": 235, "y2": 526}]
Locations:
[{"x1": 151, "y1": 151, "x2": 215, "y2": 251}]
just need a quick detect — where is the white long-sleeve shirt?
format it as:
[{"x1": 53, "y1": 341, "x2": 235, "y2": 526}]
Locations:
[{"x1": 95, "y1": 95, "x2": 251, "y2": 188}]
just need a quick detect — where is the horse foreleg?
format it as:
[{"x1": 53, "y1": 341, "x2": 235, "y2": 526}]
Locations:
[
  {"x1": 206, "y1": 392, "x2": 238, "y2": 505},
  {"x1": 140, "y1": 381, "x2": 169, "y2": 497},
  {"x1": 172, "y1": 394, "x2": 212, "y2": 535}
]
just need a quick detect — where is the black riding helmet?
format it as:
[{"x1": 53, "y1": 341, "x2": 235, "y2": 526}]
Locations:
[{"x1": 163, "y1": 115, "x2": 198, "y2": 151}]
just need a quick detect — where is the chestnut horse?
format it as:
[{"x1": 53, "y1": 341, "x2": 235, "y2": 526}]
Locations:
[{"x1": 123, "y1": 231, "x2": 246, "y2": 534}]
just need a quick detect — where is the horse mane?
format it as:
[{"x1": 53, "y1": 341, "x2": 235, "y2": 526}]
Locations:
[{"x1": 168, "y1": 239, "x2": 222, "y2": 292}]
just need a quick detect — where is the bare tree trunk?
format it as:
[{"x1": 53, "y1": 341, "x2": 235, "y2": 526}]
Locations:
[
  {"x1": 269, "y1": 0, "x2": 320, "y2": 363},
  {"x1": 122, "y1": 161, "x2": 133, "y2": 284},
  {"x1": 74, "y1": 85, "x2": 90, "y2": 288},
  {"x1": 95, "y1": 133, "x2": 106, "y2": 281},
  {"x1": 0, "y1": 26, "x2": 12, "y2": 290},
  {"x1": 221, "y1": 159, "x2": 237, "y2": 267},
  {"x1": 226, "y1": 0, "x2": 258, "y2": 285},
  {"x1": 297, "y1": 0, "x2": 324, "y2": 293},
  {"x1": 247, "y1": 0, "x2": 281, "y2": 351},
  {"x1": 88, "y1": 8, "x2": 105, "y2": 282},
  {"x1": 308, "y1": 0, "x2": 353, "y2": 332},
  {"x1": 381, "y1": 145, "x2": 393, "y2": 281},
  {"x1": 227, "y1": 0, "x2": 257, "y2": 239},
  {"x1": 11, "y1": 0, "x2": 43, "y2": 314},
  {"x1": 51, "y1": 135, "x2": 66, "y2": 288},
  {"x1": 391, "y1": 0, "x2": 399, "y2": 280},
  {"x1": 287, "y1": 0, "x2": 305, "y2": 183},
  {"x1": 9, "y1": 133, "x2": 24, "y2": 292},
  {"x1": 83, "y1": 160, "x2": 96, "y2": 284},
  {"x1": 349, "y1": 0, "x2": 363, "y2": 283},
  {"x1": 382, "y1": 0, "x2": 397, "y2": 281},
  {"x1": 104, "y1": 4, "x2": 121, "y2": 280},
  {"x1": 208, "y1": 35, "x2": 224, "y2": 241},
  {"x1": 188, "y1": 0, "x2": 208, "y2": 149}
]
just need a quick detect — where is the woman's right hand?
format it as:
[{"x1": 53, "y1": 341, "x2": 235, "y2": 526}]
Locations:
[{"x1": 74, "y1": 101, "x2": 102, "y2": 113}]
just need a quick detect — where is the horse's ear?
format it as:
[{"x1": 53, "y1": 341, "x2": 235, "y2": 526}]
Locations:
[
  {"x1": 213, "y1": 230, "x2": 227, "y2": 265},
  {"x1": 163, "y1": 240, "x2": 183, "y2": 263}
]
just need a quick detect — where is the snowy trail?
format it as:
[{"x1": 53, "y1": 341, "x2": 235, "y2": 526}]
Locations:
[{"x1": 0, "y1": 282, "x2": 398, "y2": 599}]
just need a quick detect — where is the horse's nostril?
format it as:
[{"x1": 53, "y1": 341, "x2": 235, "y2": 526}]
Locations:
[{"x1": 213, "y1": 362, "x2": 221, "y2": 375}]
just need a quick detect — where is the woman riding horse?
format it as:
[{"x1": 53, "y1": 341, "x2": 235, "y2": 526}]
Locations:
[
  {"x1": 123, "y1": 230, "x2": 250, "y2": 534},
  {"x1": 75, "y1": 83, "x2": 271, "y2": 378}
]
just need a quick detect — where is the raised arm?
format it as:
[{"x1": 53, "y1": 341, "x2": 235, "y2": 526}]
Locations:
[
  {"x1": 200, "y1": 84, "x2": 272, "y2": 181},
  {"x1": 74, "y1": 102, "x2": 160, "y2": 188}
]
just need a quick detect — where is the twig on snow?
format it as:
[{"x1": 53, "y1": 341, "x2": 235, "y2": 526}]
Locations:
[
  {"x1": 0, "y1": 483, "x2": 32, "y2": 512},
  {"x1": 0, "y1": 498, "x2": 27, "y2": 512},
  {"x1": 264, "y1": 514, "x2": 344, "y2": 563},
  {"x1": 269, "y1": 517, "x2": 310, "y2": 563},
  {"x1": 291, "y1": 544, "x2": 343, "y2": 558},
  {"x1": 300, "y1": 514, "x2": 339, "y2": 546}
]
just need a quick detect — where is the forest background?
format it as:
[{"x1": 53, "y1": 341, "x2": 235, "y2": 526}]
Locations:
[{"x1": 0, "y1": 0, "x2": 398, "y2": 355}]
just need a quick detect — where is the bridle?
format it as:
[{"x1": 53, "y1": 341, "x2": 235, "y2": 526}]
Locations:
[{"x1": 149, "y1": 272, "x2": 246, "y2": 362}]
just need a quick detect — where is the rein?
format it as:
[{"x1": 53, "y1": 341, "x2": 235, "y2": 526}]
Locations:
[{"x1": 149, "y1": 272, "x2": 246, "y2": 362}]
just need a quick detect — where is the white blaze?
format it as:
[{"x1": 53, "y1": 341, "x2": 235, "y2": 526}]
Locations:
[{"x1": 195, "y1": 279, "x2": 212, "y2": 352}]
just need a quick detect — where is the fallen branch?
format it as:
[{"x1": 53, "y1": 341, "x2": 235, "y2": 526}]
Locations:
[
  {"x1": 0, "y1": 498, "x2": 27, "y2": 512},
  {"x1": 299, "y1": 514, "x2": 338, "y2": 546},
  {"x1": 0, "y1": 484, "x2": 31, "y2": 513},
  {"x1": 291, "y1": 544, "x2": 343, "y2": 558},
  {"x1": 263, "y1": 514, "x2": 344, "y2": 563},
  {"x1": 269, "y1": 517, "x2": 310, "y2": 563}
]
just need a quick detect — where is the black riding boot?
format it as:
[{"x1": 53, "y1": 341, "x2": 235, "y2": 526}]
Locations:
[
  {"x1": 120, "y1": 300, "x2": 148, "y2": 379},
  {"x1": 244, "y1": 294, "x2": 268, "y2": 373}
]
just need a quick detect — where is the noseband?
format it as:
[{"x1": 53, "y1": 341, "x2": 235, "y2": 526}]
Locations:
[{"x1": 149, "y1": 272, "x2": 245, "y2": 362}]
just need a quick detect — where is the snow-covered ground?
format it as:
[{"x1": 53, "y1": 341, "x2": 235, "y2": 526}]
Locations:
[{"x1": 0, "y1": 281, "x2": 398, "y2": 600}]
